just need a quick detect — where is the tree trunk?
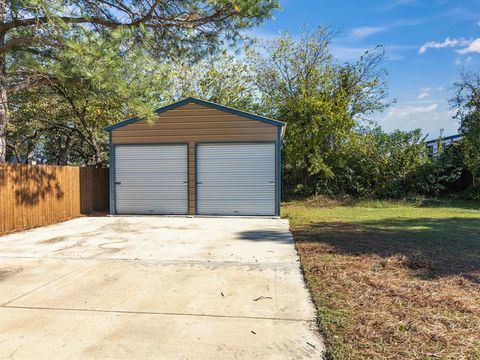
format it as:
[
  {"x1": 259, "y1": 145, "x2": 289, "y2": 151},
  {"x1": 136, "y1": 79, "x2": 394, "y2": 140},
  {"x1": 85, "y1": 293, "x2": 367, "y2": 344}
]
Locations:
[
  {"x1": 88, "y1": 130, "x2": 102, "y2": 166},
  {"x1": 0, "y1": 85, "x2": 6, "y2": 163},
  {"x1": 6, "y1": 143, "x2": 19, "y2": 163},
  {"x1": 0, "y1": 2, "x2": 7, "y2": 163},
  {"x1": 58, "y1": 134, "x2": 72, "y2": 165}
]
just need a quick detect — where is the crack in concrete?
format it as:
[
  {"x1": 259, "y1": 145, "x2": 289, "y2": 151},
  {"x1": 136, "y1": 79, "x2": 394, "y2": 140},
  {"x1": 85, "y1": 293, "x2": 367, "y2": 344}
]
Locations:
[
  {"x1": 1, "y1": 267, "x2": 90, "y2": 307},
  {"x1": 2, "y1": 304, "x2": 316, "y2": 323},
  {"x1": 0, "y1": 255, "x2": 299, "y2": 269}
]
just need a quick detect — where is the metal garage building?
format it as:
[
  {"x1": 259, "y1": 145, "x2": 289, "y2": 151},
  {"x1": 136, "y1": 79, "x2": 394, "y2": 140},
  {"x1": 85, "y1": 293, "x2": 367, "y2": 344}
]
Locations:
[{"x1": 105, "y1": 98, "x2": 286, "y2": 216}]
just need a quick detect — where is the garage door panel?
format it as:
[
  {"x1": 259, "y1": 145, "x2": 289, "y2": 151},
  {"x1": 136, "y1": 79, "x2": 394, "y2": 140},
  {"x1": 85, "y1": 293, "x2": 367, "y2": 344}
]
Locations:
[
  {"x1": 198, "y1": 150, "x2": 274, "y2": 156},
  {"x1": 116, "y1": 162, "x2": 185, "y2": 168},
  {"x1": 117, "y1": 193, "x2": 188, "y2": 201},
  {"x1": 198, "y1": 179, "x2": 274, "y2": 185},
  {"x1": 116, "y1": 202, "x2": 187, "y2": 214},
  {"x1": 113, "y1": 175, "x2": 185, "y2": 186},
  {"x1": 198, "y1": 170, "x2": 275, "y2": 176},
  {"x1": 198, "y1": 204, "x2": 275, "y2": 214},
  {"x1": 197, "y1": 194, "x2": 275, "y2": 203},
  {"x1": 197, "y1": 143, "x2": 276, "y2": 216},
  {"x1": 116, "y1": 167, "x2": 186, "y2": 173},
  {"x1": 199, "y1": 161, "x2": 274, "y2": 167},
  {"x1": 115, "y1": 145, "x2": 188, "y2": 214},
  {"x1": 198, "y1": 189, "x2": 275, "y2": 198},
  {"x1": 116, "y1": 167, "x2": 185, "y2": 173}
]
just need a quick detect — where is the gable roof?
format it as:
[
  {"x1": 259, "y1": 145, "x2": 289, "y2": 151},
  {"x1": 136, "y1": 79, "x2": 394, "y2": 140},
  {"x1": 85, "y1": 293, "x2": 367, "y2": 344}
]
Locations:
[{"x1": 104, "y1": 97, "x2": 286, "y2": 132}]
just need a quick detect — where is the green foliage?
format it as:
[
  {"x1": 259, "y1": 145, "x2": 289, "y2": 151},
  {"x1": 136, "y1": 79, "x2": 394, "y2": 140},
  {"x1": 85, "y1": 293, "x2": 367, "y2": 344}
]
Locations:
[
  {"x1": 332, "y1": 128, "x2": 429, "y2": 197},
  {"x1": 1, "y1": 0, "x2": 279, "y2": 162},
  {"x1": 249, "y1": 27, "x2": 398, "y2": 197},
  {"x1": 5, "y1": 0, "x2": 279, "y2": 59},
  {"x1": 407, "y1": 143, "x2": 465, "y2": 197},
  {"x1": 247, "y1": 27, "x2": 477, "y2": 200},
  {"x1": 7, "y1": 29, "x2": 170, "y2": 165},
  {"x1": 4, "y1": 8, "x2": 479, "y2": 200},
  {"x1": 167, "y1": 52, "x2": 260, "y2": 111},
  {"x1": 453, "y1": 71, "x2": 480, "y2": 186},
  {"x1": 280, "y1": 93, "x2": 353, "y2": 193},
  {"x1": 459, "y1": 111, "x2": 480, "y2": 185}
]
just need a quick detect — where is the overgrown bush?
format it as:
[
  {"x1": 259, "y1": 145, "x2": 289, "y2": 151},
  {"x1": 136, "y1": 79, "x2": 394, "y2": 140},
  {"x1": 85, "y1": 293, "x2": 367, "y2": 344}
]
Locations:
[{"x1": 266, "y1": 30, "x2": 479, "y2": 201}]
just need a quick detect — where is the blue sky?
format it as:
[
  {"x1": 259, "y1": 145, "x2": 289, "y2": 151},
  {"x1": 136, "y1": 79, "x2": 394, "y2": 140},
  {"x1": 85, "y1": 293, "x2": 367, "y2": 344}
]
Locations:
[{"x1": 252, "y1": 0, "x2": 480, "y2": 139}]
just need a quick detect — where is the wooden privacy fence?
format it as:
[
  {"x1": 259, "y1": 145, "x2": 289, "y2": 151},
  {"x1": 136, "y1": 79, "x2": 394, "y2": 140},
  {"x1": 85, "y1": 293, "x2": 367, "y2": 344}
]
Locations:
[{"x1": 0, "y1": 164, "x2": 109, "y2": 236}]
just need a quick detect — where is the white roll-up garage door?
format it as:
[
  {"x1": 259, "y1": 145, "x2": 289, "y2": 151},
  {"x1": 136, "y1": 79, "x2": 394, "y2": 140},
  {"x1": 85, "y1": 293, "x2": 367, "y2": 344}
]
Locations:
[
  {"x1": 197, "y1": 143, "x2": 276, "y2": 216},
  {"x1": 115, "y1": 144, "x2": 188, "y2": 214}
]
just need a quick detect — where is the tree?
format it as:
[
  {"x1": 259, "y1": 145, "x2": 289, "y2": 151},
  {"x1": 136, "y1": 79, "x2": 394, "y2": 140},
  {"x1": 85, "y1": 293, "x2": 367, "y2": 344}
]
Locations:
[
  {"x1": 407, "y1": 142, "x2": 465, "y2": 197},
  {"x1": 167, "y1": 52, "x2": 259, "y2": 112},
  {"x1": 315, "y1": 126, "x2": 429, "y2": 197},
  {"x1": 6, "y1": 88, "x2": 56, "y2": 163},
  {"x1": 7, "y1": 28, "x2": 170, "y2": 165},
  {"x1": 249, "y1": 27, "x2": 390, "y2": 196},
  {"x1": 0, "y1": 0, "x2": 279, "y2": 162},
  {"x1": 452, "y1": 71, "x2": 480, "y2": 186}
]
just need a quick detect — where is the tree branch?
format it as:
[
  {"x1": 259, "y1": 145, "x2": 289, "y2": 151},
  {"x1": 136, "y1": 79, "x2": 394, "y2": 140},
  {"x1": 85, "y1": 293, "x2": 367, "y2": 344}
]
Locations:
[
  {"x1": 0, "y1": 2, "x2": 236, "y2": 33},
  {"x1": 6, "y1": 73, "x2": 57, "y2": 94},
  {"x1": 0, "y1": 35, "x2": 60, "y2": 54}
]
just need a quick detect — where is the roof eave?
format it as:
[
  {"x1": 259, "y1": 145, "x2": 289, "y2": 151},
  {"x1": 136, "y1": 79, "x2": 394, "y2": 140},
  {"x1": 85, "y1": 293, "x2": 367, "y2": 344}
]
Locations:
[{"x1": 104, "y1": 97, "x2": 286, "y2": 132}]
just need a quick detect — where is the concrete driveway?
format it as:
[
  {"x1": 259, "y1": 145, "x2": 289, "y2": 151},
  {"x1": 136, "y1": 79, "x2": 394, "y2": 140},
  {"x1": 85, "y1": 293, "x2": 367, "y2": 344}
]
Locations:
[{"x1": 0, "y1": 216, "x2": 324, "y2": 359}]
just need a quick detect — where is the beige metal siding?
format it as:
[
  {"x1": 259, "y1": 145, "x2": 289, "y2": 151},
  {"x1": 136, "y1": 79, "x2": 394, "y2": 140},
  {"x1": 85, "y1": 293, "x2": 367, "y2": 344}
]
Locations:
[
  {"x1": 111, "y1": 103, "x2": 277, "y2": 144},
  {"x1": 111, "y1": 101, "x2": 278, "y2": 215}
]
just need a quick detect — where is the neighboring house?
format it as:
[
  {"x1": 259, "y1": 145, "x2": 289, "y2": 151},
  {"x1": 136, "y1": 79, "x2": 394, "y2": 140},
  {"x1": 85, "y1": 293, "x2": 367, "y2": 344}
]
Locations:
[
  {"x1": 105, "y1": 97, "x2": 286, "y2": 217},
  {"x1": 426, "y1": 134, "x2": 463, "y2": 155}
]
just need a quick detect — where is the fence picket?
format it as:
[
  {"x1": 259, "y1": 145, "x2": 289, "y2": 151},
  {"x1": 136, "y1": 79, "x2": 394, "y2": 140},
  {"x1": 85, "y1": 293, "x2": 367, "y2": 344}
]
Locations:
[{"x1": 0, "y1": 164, "x2": 109, "y2": 236}]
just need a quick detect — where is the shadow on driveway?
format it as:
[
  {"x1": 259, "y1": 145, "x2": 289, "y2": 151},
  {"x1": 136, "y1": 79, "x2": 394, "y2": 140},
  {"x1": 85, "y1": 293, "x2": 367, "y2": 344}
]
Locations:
[{"x1": 237, "y1": 230, "x2": 293, "y2": 244}]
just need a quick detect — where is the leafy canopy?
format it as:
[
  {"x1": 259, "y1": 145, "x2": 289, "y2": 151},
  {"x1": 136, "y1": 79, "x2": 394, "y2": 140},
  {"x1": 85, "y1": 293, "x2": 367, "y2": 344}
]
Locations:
[
  {"x1": 452, "y1": 71, "x2": 480, "y2": 185},
  {"x1": 249, "y1": 27, "x2": 392, "y2": 196}
]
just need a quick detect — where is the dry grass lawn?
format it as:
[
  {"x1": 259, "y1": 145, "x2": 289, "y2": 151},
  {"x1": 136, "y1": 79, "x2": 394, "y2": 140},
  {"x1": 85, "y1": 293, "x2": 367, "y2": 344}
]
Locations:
[{"x1": 283, "y1": 198, "x2": 480, "y2": 360}]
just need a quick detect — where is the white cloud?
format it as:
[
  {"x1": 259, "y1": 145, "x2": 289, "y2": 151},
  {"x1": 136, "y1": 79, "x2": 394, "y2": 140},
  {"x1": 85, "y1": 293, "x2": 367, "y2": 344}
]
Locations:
[
  {"x1": 378, "y1": 0, "x2": 417, "y2": 11},
  {"x1": 378, "y1": 103, "x2": 457, "y2": 136},
  {"x1": 350, "y1": 26, "x2": 387, "y2": 39},
  {"x1": 456, "y1": 38, "x2": 480, "y2": 54},
  {"x1": 418, "y1": 37, "x2": 470, "y2": 54},
  {"x1": 387, "y1": 103, "x2": 438, "y2": 118},
  {"x1": 417, "y1": 87, "x2": 432, "y2": 99},
  {"x1": 417, "y1": 91, "x2": 430, "y2": 99}
]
